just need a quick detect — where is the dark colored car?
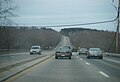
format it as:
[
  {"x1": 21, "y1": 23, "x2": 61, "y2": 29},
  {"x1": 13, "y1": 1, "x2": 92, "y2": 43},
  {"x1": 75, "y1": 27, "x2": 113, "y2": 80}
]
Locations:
[
  {"x1": 87, "y1": 48, "x2": 103, "y2": 59},
  {"x1": 55, "y1": 46, "x2": 72, "y2": 59},
  {"x1": 71, "y1": 47, "x2": 77, "y2": 52},
  {"x1": 79, "y1": 48, "x2": 88, "y2": 55}
]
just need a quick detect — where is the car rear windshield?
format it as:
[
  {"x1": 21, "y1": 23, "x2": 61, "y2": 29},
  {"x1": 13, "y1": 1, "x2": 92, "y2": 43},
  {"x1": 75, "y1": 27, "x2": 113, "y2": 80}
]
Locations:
[
  {"x1": 89, "y1": 48, "x2": 101, "y2": 51},
  {"x1": 80, "y1": 48, "x2": 87, "y2": 51},
  {"x1": 59, "y1": 47, "x2": 70, "y2": 51}
]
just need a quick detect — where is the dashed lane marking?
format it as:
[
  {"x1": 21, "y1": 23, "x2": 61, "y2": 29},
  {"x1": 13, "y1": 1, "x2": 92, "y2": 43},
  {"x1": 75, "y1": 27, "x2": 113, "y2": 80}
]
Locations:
[
  {"x1": 80, "y1": 58, "x2": 83, "y2": 61},
  {"x1": 99, "y1": 71, "x2": 109, "y2": 78},
  {"x1": 104, "y1": 58, "x2": 120, "y2": 64},
  {"x1": 85, "y1": 62, "x2": 90, "y2": 65}
]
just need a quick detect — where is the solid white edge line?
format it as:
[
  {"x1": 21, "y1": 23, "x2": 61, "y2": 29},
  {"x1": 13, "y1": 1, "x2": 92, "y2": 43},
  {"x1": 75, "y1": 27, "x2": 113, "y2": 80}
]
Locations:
[
  {"x1": 104, "y1": 58, "x2": 120, "y2": 64},
  {"x1": 99, "y1": 71, "x2": 109, "y2": 78}
]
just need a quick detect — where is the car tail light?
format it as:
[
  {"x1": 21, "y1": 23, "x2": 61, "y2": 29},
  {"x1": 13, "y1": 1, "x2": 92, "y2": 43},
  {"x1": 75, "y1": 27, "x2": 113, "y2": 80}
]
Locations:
[{"x1": 56, "y1": 52, "x2": 61, "y2": 54}]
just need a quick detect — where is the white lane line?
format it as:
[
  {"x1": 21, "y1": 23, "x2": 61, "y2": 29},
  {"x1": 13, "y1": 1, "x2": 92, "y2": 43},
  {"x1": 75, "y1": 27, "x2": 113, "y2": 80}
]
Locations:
[
  {"x1": 99, "y1": 71, "x2": 109, "y2": 78},
  {"x1": 104, "y1": 58, "x2": 120, "y2": 64},
  {"x1": 86, "y1": 62, "x2": 90, "y2": 65},
  {"x1": 80, "y1": 58, "x2": 83, "y2": 61}
]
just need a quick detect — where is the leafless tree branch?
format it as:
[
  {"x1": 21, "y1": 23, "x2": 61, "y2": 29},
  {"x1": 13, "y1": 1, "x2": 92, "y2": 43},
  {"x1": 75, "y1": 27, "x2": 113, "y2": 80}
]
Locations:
[{"x1": 0, "y1": 0, "x2": 17, "y2": 26}]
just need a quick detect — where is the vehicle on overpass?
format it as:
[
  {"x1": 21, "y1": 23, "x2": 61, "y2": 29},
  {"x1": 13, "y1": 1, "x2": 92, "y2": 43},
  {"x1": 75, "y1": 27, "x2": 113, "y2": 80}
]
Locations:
[
  {"x1": 55, "y1": 46, "x2": 72, "y2": 59},
  {"x1": 87, "y1": 48, "x2": 103, "y2": 59},
  {"x1": 30, "y1": 45, "x2": 41, "y2": 55}
]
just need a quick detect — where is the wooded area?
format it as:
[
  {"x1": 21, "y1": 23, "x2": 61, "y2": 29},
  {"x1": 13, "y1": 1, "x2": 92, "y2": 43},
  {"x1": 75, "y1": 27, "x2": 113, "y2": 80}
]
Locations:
[
  {"x1": 0, "y1": 26, "x2": 61, "y2": 49},
  {"x1": 61, "y1": 28, "x2": 119, "y2": 53}
]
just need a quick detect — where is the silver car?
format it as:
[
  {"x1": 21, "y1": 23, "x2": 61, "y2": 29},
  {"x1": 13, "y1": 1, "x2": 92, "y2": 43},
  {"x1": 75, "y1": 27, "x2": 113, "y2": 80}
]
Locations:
[{"x1": 87, "y1": 48, "x2": 103, "y2": 59}]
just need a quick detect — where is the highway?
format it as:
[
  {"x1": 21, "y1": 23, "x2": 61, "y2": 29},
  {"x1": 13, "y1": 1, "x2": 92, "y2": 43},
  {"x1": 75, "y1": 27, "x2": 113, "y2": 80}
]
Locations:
[
  {"x1": 6, "y1": 53, "x2": 120, "y2": 82},
  {"x1": 0, "y1": 36, "x2": 120, "y2": 82}
]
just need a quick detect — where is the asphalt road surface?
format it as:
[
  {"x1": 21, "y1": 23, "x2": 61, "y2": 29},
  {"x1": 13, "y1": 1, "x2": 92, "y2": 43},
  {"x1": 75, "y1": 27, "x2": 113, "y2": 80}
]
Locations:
[{"x1": 6, "y1": 53, "x2": 120, "y2": 82}]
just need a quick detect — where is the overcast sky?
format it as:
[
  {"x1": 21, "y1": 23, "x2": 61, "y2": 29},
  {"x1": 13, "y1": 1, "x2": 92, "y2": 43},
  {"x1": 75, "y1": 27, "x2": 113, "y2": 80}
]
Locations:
[{"x1": 13, "y1": 0, "x2": 117, "y2": 31}]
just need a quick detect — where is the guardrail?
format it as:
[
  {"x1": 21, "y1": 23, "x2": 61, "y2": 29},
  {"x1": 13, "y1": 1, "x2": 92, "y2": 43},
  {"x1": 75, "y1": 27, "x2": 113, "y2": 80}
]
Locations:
[
  {"x1": 104, "y1": 52, "x2": 120, "y2": 57},
  {"x1": 0, "y1": 55, "x2": 53, "y2": 82},
  {"x1": 0, "y1": 49, "x2": 29, "y2": 55}
]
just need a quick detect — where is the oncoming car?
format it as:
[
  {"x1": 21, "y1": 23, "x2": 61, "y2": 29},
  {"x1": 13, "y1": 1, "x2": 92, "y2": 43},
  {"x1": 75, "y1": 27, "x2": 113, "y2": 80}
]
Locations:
[
  {"x1": 55, "y1": 46, "x2": 72, "y2": 59},
  {"x1": 30, "y1": 45, "x2": 41, "y2": 55},
  {"x1": 87, "y1": 48, "x2": 103, "y2": 59}
]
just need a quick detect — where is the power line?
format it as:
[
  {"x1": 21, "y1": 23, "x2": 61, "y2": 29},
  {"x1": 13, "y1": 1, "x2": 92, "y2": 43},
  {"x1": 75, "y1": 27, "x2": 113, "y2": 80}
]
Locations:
[{"x1": 38, "y1": 17, "x2": 117, "y2": 28}]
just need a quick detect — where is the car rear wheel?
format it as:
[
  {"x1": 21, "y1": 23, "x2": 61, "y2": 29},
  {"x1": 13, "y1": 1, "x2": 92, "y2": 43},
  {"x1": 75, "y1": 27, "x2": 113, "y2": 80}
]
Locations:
[
  {"x1": 87, "y1": 56, "x2": 90, "y2": 59},
  {"x1": 30, "y1": 53, "x2": 33, "y2": 55},
  {"x1": 38, "y1": 52, "x2": 41, "y2": 55},
  {"x1": 69, "y1": 57, "x2": 71, "y2": 59},
  {"x1": 55, "y1": 56, "x2": 58, "y2": 59},
  {"x1": 99, "y1": 56, "x2": 103, "y2": 59}
]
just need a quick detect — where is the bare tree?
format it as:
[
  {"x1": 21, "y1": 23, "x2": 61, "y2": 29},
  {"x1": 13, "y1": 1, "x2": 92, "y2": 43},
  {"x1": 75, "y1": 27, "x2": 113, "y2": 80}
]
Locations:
[
  {"x1": 69, "y1": 31, "x2": 116, "y2": 52},
  {"x1": 0, "y1": 0, "x2": 16, "y2": 26}
]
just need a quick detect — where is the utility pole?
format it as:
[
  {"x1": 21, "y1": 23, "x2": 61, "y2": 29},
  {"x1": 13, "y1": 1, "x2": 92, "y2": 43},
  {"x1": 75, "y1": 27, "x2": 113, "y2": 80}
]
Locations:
[
  {"x1": 113, "y1": 0, "x2": 120, "y2": 53},
  {"x1": 116, "y1": 0, "x2": 120, "y2": 53}
]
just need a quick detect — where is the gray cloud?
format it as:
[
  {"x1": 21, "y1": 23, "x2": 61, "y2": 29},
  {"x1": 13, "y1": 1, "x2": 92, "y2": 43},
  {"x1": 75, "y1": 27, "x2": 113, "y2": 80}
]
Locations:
[{"x1": 13, "y1": 0, "x2": 116, "y2": 31}]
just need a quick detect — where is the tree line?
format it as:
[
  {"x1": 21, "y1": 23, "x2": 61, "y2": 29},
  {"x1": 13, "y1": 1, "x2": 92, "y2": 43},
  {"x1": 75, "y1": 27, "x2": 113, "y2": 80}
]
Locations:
[
  {"x1": 0, "y1": 26, "x2": 61, "y2": 50},
  {"x1": 60, "y1": 28, "x2": 119, "y2": 53}
]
